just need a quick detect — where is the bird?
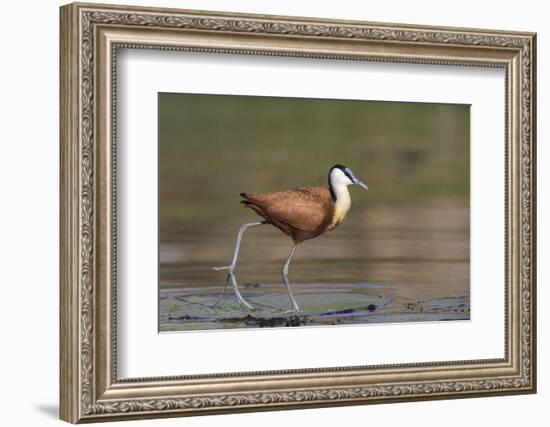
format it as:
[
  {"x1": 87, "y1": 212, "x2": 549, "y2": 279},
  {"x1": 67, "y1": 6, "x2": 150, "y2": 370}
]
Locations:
[{"x1": 213, "y1": 164, "x2": 368, "y2": 312}]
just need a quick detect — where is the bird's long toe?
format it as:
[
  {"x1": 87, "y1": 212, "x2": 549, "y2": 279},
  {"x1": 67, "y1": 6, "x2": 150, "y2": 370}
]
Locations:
[
  {"x1": 213, "y1": 265, "x2": 234, "y2": 272},
  {"x1": 240, "y1": 299, "x2": 255, "y2": 310}
]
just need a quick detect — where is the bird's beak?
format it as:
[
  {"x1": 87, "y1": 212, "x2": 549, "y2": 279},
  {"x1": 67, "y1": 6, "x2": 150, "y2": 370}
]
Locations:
[
  {"x1": 345, "y1": 167, "x2": 368, "y2": 190},
  {"x1": 355, "y1": 179, "x2": 368, "y2": 190}
]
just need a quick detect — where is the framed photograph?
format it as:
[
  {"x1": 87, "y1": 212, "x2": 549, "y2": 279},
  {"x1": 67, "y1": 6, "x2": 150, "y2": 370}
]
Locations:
[{"x1": 60, "y1": 2, "x2": 537, "y2": 423}]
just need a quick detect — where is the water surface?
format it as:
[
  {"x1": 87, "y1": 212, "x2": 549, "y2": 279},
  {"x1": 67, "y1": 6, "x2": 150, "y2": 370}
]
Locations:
[{"x1": 159, "y1": 199, "x2": 469, "y2": 331}]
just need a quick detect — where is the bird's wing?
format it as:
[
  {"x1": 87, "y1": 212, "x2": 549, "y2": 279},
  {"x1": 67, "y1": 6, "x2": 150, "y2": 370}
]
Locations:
[{"x1": 250, "y1": 188, "x2": 331, "y2": 232}]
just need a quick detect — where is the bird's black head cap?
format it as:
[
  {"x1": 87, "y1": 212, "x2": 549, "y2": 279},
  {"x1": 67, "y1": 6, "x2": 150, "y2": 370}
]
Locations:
[{"x1": 329, "y1": 164, "x2": 354, "y2": 180}]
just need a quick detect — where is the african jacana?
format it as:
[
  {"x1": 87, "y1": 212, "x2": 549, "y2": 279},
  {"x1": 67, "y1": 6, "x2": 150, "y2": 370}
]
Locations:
[{"x1": 213, "y1": 164, "x2": 368, "y2": 312}]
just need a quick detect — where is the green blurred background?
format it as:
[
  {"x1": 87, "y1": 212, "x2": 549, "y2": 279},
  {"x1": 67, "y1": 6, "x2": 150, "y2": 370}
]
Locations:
[{"x1": 159, "y1": 93, "x2": 469, "y2": 225}]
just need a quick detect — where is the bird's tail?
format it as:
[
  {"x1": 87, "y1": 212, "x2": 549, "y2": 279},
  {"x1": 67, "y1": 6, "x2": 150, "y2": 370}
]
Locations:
[
  {"x1": 239, "y1": 192, "x2": 269, "y2": 222},
  {"x1": 240, "y1": 192, "x2": 250, "y2": 205}
]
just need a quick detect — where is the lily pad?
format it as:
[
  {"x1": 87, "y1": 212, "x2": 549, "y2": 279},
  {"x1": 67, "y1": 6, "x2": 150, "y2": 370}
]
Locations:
[{"x1": 159, "y1": 285, "x2": 469, "y2": 332}]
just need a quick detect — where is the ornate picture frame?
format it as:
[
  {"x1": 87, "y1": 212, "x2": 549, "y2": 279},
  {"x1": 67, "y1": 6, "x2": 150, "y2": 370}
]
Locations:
[{"x1": 60, "y1": 2, "x2": 536, "y2": 423}]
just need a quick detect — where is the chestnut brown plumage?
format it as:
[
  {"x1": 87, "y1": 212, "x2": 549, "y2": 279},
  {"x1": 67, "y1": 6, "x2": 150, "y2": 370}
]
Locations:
[
  {"x1": 213, "y1": 164, "x2": 368, "y2": 312},
  {"x1": 240, "y1": 187, "x2": 336, "y2": 244}
]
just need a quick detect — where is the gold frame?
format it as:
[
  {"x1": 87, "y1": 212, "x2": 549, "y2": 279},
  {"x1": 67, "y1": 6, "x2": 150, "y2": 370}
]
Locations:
[{"x1": 60, "y1": 2, "x2": 537, "y2": 423}]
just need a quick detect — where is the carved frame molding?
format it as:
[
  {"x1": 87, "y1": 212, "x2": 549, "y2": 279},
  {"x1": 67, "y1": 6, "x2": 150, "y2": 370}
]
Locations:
[{"x1": 60, "y1": 2, "x2": 536, "y2": 423}]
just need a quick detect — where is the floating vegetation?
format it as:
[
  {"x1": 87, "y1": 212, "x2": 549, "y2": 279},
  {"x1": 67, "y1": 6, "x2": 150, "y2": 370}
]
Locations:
[{"x1": 160, "y1": 287, "x2": 469, "y2": 332}]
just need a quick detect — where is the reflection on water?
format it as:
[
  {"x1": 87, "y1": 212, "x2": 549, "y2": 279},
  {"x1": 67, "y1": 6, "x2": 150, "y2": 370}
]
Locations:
[{"x1": 159, "y1": 198, "x2": 469, "y2": 331}]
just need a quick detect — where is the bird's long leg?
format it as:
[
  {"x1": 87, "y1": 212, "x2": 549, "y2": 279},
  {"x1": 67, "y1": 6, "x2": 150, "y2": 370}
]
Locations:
[
  {"x1": 213, "y1": 221, "x2": 266, "y2": 273},
  {"x1": 213, "y1": 221, "x2": 266, "y2": 309},
  {"x1": 282, "y1": 245, "x2": 300, "y2": 312}
]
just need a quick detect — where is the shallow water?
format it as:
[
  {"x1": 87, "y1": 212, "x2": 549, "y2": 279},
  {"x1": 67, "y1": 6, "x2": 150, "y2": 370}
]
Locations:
[{"x1": 159, "y1": 199, "x2": 469, "y2": 332}]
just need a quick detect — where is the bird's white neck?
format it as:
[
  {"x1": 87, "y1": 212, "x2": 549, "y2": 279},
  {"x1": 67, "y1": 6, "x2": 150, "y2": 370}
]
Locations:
[{"x1": 331, "y1": 183, "x2": 351, "y2": 225}]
